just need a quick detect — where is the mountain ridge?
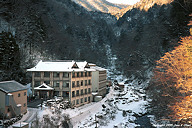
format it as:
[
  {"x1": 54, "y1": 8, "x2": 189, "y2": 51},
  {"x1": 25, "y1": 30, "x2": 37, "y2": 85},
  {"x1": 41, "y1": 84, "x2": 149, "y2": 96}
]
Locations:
[
  {"x1": 71, "y1": 0, "x2": 129, "y2": 15},
  {"x1": 114, "y1": 0, "x2": 173, "y2": 19},
  {"x1": 0, "y1": 0, "x2": 191, "y2": 82}
]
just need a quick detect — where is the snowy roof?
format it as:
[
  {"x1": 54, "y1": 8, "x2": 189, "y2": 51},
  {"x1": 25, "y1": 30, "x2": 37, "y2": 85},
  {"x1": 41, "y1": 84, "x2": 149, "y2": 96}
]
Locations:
[
  {"x1": 27, "y1": 60, "x2": 95, "y2": 72},
  {"x1": 89, "y1": 63, "x2": 96, "y2": 66},
  {"x1": 90, "y1": 65, "x2": 107, "y2": 71},
  {"x1": 34, "y1": 83, "x2": 54, "y2": 90},
  {"x1": 92, "y1": 92, "x2": 98, "y2": 95},
  {"x1": 0, "y1": 81, "x2": 27, "y2": 93},
  {"x1": 12, "y1": 122, "x2": 28, "y2": 127},
  {"x1": 76, "y1": 61, "x2": 90, "y2": 68},
  {"x1": 17, "y1": 104, "x2": 21, "y2": 107}
]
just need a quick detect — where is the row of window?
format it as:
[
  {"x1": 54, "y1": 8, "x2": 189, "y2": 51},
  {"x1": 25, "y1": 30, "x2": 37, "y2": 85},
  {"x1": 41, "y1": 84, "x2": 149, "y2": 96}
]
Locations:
[
  {"x1": 72, "y1": 88, "x2": 91, "y2": 97},
  {"x1": 99, "y1": 76, "x2": 107, "y2": 82},
  {"x1": 99, "y1": 71, "x2": 107, "y2": 74},
  {"x1": 34, "y1": 72, "x2": 69, "y2": 78},
  {"x1": 53, "y1": 91, "x2": 69, "y2": 97},
  {"x1": 18, "y1": 92, "x2": 27, "y2": 97},
  {"x1": 72, "y1": 80, "x2": 91, "y2": 88},
  {"x1": 34, "y1": 71, "x2": 92, "y2": 78},
  {"x1": 34, "y1": 80, "x2": 91, "y2": 88},
  {"x1": 34, "y1": 81, "x2": 70, "y2": 87},
  {"x1": 73, "y1": 96, "x2": 91, "y2": 105},
  {"x1": 72, "y1": 72, "x2": 91, "y2": 78}
]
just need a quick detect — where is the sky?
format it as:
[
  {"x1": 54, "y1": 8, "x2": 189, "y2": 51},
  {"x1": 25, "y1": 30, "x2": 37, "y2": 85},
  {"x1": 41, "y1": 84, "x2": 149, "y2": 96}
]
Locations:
[{"x1": 106, "y1": 0, "x2": 141, "y2": 5}]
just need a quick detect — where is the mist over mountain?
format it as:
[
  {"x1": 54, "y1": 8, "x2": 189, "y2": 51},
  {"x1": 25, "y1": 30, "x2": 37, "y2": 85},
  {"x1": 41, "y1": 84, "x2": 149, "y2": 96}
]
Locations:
[{"x1": 0, "y1": 0, "x2": 191, "y2": 83}]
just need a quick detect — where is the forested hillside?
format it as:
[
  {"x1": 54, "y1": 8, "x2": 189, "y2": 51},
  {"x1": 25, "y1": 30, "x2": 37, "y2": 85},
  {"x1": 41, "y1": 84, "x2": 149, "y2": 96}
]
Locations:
[
  {"x1": 0, "y1": 0, "x2": 191, "y2": 84},
  {"x1": 0, "y1": 0, "x2": 192, "y2": 125},
  {"x1": 0, "y1": 32, "x2": 26, "y2": 83},
  {"x1": 0, "y1": 0, "x2": 116, "y2": 83},
  {"x1": 147, "y1": 1, "x2": 192, "y2": 124}
]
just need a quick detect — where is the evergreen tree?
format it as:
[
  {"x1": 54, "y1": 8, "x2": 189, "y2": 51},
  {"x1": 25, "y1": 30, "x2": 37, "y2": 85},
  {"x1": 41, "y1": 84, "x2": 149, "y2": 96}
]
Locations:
[{"x1": 0, "y1": 32, "x2": 26, "y2": 83}]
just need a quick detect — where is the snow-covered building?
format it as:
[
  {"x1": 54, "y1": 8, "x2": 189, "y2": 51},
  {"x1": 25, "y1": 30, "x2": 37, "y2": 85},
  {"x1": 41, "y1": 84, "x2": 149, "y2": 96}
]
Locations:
[
  {"x1": 27, "y1": 60, "x2": 97, "y2": 107},
  {"x1": 89, "y1": 63, "x2": 107, "y2": 97}
]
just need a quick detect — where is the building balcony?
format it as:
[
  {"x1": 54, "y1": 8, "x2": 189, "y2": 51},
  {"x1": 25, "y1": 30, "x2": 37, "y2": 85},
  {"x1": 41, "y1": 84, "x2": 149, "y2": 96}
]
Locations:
[
  {"x1": 54, "y1": 87, "x2": 61, "y2": 91},
  {"x1": 33, "y1": 77, "x2": 42, "y2": 80},
  {"x1": 61, "y1": 87, "x2": 70, "y2": 91},
  {"x1": 61, "y1": 77, "x2": 70, "y2": 80},
  {"x1": 99, "y1": 80, "x2": 107, "y2": 84}
]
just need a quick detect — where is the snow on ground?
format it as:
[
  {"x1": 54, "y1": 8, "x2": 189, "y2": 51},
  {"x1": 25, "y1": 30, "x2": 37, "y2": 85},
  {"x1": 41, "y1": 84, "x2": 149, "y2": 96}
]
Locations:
[
  {"x1": 75, "y1": 84, "x2": 149, "y2": 128},
  {"x1": 20, "y1": 77, "x2": 151, "y2": 128}
]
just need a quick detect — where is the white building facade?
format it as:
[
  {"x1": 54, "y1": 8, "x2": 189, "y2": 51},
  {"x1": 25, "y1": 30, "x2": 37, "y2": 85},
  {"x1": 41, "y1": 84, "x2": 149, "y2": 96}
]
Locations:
[{"x1": 89, "y1": 64, "x2": 107, "y2": 97}]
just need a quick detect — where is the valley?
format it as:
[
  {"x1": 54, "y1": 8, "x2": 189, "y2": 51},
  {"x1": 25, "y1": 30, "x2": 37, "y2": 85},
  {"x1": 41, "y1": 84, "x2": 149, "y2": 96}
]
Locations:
[{"x1": 0, "y1": 0, "x2": 192, "y2": 127}]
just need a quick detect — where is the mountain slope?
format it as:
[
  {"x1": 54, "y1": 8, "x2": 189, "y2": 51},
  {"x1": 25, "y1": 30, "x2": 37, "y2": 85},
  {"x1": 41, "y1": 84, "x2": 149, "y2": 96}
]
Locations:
[
  {"x1": 71, "y1": 0, "x2": 129, "y2": 14},
  {"x1": 112, "y1": 0, "x2": 191, "y2": 78},
  {"x1": 0, "y1": 0, "x2": 116, "y2": 69},
  {"x1": 114, "y1": 0, "x2": 173, "y2": 18},
  {"x1": 0, "y1": 0, "x2": 191, "y2": 83}
]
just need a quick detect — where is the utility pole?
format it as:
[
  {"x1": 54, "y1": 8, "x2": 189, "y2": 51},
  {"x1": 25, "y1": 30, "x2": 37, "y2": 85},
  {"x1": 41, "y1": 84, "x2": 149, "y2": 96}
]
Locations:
[
  {"x1": 95, "y1": 114, "x2": 98, "y2": 128},
  {"x1": 2, "y1": 113, "x2": 4, "y2": 128}
]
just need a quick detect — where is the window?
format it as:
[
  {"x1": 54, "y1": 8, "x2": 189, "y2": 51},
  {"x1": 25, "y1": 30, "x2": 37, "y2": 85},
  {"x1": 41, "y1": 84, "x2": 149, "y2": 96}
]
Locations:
[
  {"x1": 76, "y1": 81, "x2": 79, "y2": 87},
  {"x1": 44, "y1": 81, "x2": 50, "y2": 85},
  {"x1": 72, "y1": 72, "x2": 75, "y2": 78},
  {"x1": 77, "y1": 72, "x2": 79, "y2": 77},
  {"x1": 44, "y1": 72, "x2": 50, "y2": 77},
  {"x1": 76, "y1": 99, "x2": 79, "y2": 105},
  {"x1": 84, "y1": 97, "x2": 87, "y2": 102},
  {"x1": 18, "y1": 93, "x2": 20, "y2": 97},
  {"x1": 73, "y1": 100, "x2": 75, "y2": 105},
  {"x1": 81, "y1": 80, "x2": 83, "y2": 86},
  {"x1": 88, "y1": 88, "x2": 91, "y2": 94},
  {"x1": 85, "y1": 80, "x2": 87, "y2": 86},
  {"x1": 72, "y1": 81, "x2": 75, "y2": 88},
  {"x1": 81, "y1": 72, "x2": 84, "y2": 77},
  {"x1": 63, "y1": 91, "x2": 69, "y2": 97},
  {"x1": 85, "y1": 72, "x2": 87, "y2": 77},
  {"x1": 88, "y1": 97, "x2": 91, "y2": 102},
  {"x1": 34, "y1": 81, "x2": 41, "y2": 87},
  {"x1": 63, "y1": 81, "x2": 69, "y2": 88},
  {"x1": 81, "y1": 98, "x2": 83, "y2": 103},
  {"x1": 85, "y1": 89, "x2": 87, "y2": 94},
  {"x1": 53, "y1": 81, "x2": 60, "y2": 87},
  {"x1": 72, "y1": 91, "x2": 75, "y2": 97},
  {"x1": 24, "y1": 92, "x2": 26, "y2": 96},
  {"x1": 81, "y1": 89, "x2": 83, "y2": 95},
  {"x1": 88, "y1": 72, "x2": 91, "y2": 76},
  {"x1": 54, "y1": 91, "x2": 59, "y2": 96},
  {"x1": 24, "y1": 103, "x2": 26, "y2": 107},
  {"x1": 63, "y1": 72, "x2": 69, "y2": 78},
  {"x1": 88, "y1": 80, "x2": 91, "y2": 85},
  {"x1": 53, "y1": 72, "x2": 60, "y2": 77},
  {"x1": 76, "y1": 90, "x2": 79, "y2": 96},
  {"x1": 34, "y1": 72, "x2": 41, "y2": 77}
]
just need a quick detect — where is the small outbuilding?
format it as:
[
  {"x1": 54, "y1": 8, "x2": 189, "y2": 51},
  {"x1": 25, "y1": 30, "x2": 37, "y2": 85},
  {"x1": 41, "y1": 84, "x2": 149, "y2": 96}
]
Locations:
[
  {"x1": 12, "y1": 122, "x2": 29, "y2": 128},
  {"x1": 0, "y1": 81, "x2": 27, "y2": 119}
]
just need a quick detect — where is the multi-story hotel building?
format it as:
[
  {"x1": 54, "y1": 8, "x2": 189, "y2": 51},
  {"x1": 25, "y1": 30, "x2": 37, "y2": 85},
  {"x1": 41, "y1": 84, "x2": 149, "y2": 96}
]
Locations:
[
  {"x1": 27, "y1": 60, "x2": 94, "y2": 107},
  {"x1": 89, "y1": 64, "x2": 107, "y2": 97}
]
